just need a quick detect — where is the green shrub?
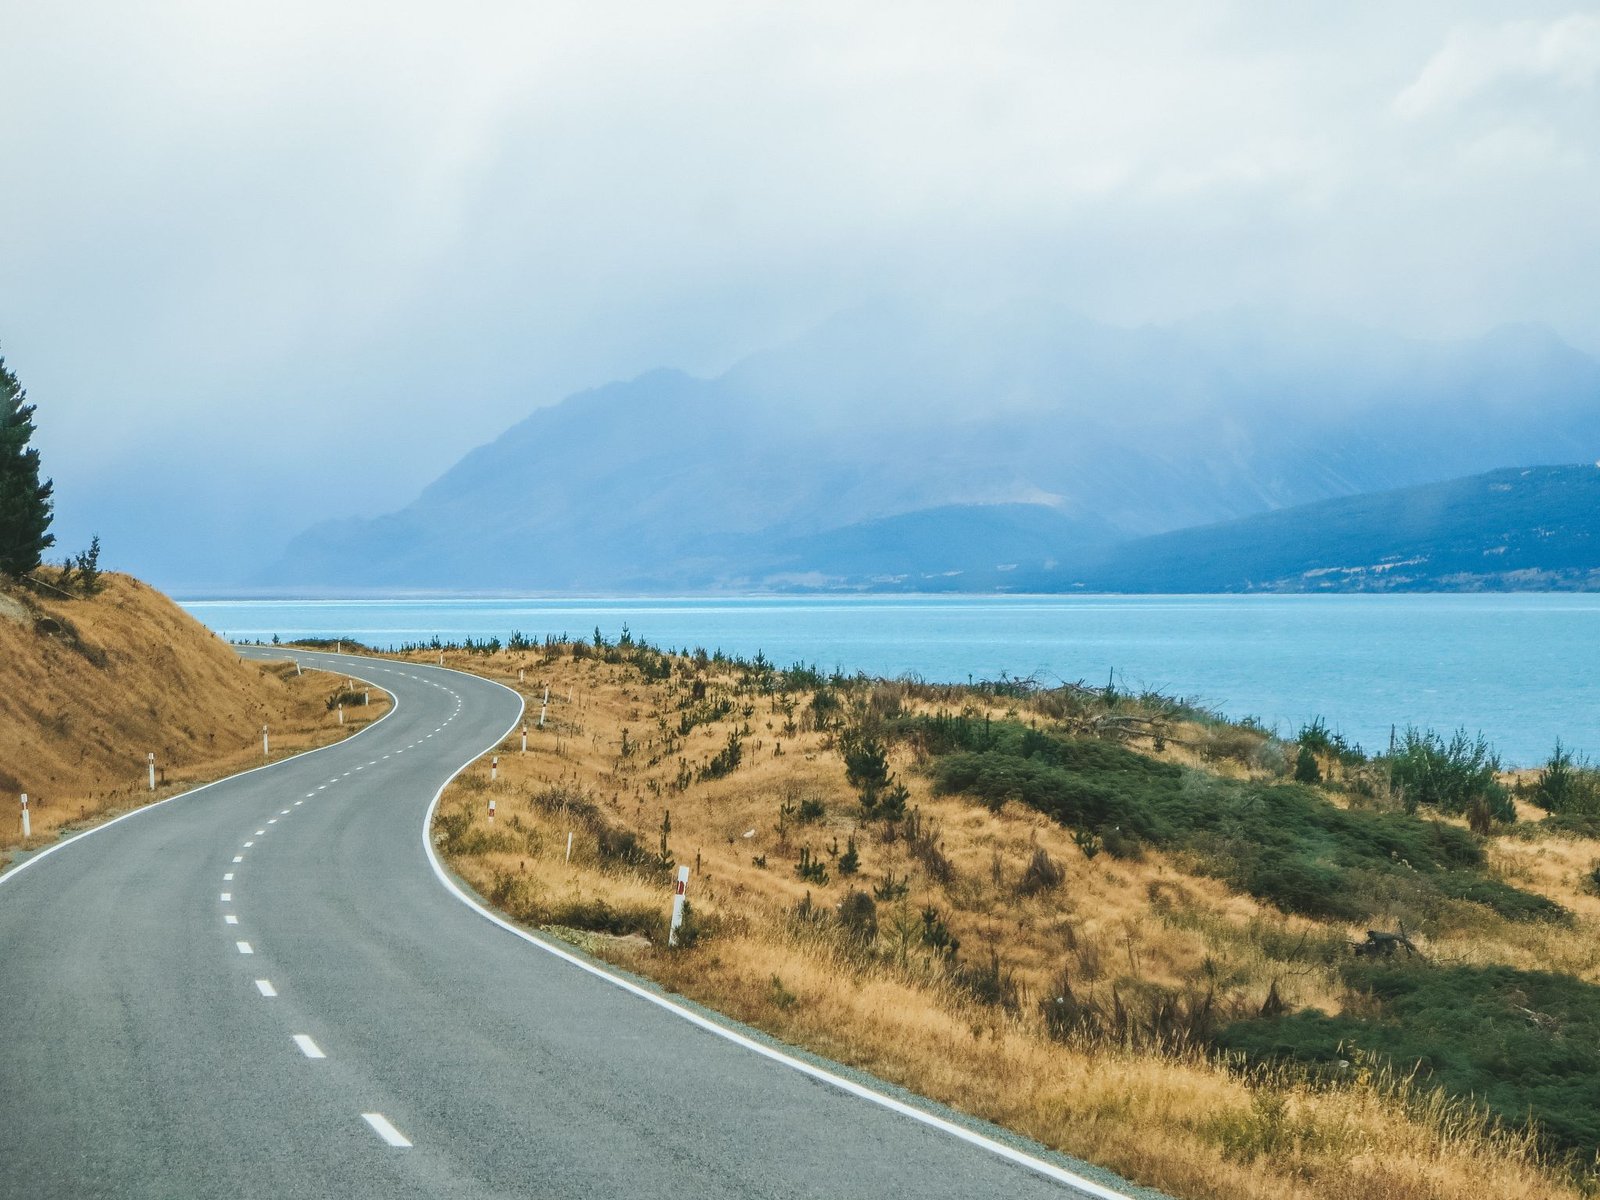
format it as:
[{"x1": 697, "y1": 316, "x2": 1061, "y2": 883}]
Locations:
[
  {"x1": 1386, "y1": 728, "x2": 1513, "y2": 822},
  {"x1": 1531, "y1": 740, "x2": 1600, "y2": 815},
  {"x1": 1293, "y1": 744, "x2": 1322, "y2": 785}
]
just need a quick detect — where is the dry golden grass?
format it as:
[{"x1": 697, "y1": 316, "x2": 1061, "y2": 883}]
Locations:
[
  {"x1": 0, "y1": 573, "x2": 388, "y2": 856},
  {"x1": 419, "y1": 643, "x2": 1589, "y2": 1200}
]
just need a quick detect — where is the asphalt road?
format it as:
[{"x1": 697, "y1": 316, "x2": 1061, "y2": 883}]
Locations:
[{"x1": 0, "y1": 649, "x2": 1149, "y2": 1200}]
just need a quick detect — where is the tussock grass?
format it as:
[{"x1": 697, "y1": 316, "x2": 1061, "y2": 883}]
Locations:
[{"x1": 419, "y1": 638, "x2": 1595, "y2": 1200}]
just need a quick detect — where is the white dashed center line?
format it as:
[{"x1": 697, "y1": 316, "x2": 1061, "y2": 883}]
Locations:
[
  {"x1": 232, "y1": 856, "x2": 244, "y2": 863},
  {"x1": 224, "y1": 915, "x2": 239, "y2": 926},
  {"x1": 280, "y1": 809, "x2": 290, "y2": 815},
  {"x1": 362, "y1": 1113, "x2": 412, "y2": 1148},
  {"x1": 223, "y1": 872, "x2": 234, "y2": 881},
  {"x1": 255, "y1": 829, "x2": 266, "y2": 835},
  {"x1": 236, "y1": 941, "x2": 253, "y2": 955},
  {"x1": 267, "y1": 819, "x2": 277, "y2": 824},
  {"x1": 255, "y1": 979, "x2": 277, "y2": 997},
  {"x1": 294, "y1": 801, "x2": 303, "y2": 806},
  {"x1": 243, "y1": 841, "x2": 254, "y2": 848},
  {"x1": 220, "y1": 892, "x2": 231, "y2": 902},
  {"x1": 293, "y1": 1034, "x2": 326, "y2": 1059}
]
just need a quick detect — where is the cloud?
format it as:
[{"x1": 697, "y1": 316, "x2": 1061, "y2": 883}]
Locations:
[{"x1": 1395, "y1": 13, "x2": 1600, "y2": 119}]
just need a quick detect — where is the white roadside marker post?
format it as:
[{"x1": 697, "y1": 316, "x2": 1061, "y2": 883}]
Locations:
[
  {"x1": 438, "y1": 652, "x2": 444, "y2": 666},
  {"x1": 262, "y1": 725, "x2": 270, "y2": 757},
  {"x1": 19, "y1": 794, "x2": 29, "y2": 840},
  {"x1": 364, "y1": 689, "x2": 370, "y2": 706},
  {"x1": 565, "y1": 831, "x2": 573, "y2": 863},
  {"x1": 521, "y1": 726, "x2": 528, "y2": 754},
  {"x1": 668, "y1": 865, "x2": 690, "y2": 947},
  {"x1": 487, "y1": 798, "x2": 496, "y2": 822},
  {"x1": 336, "y1": 641, "x2": 342, "y2": 654},
  {"x1": 338, "y1": 704, "x2": 345, "y2": 726},
  {"x1": 295, "y1": 660, "x2": 302, "y2": 675},
  {"x1": 147, "y1": 752, "x2": 156, "y2": 792},
  {"x1": 519, "y1": 668, "x2": 525, "y2": 684},
  {"x1": 491, "y1": 756, "x2": 498, "y2": 782}
]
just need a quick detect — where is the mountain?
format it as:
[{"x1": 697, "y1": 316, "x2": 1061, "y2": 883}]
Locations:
[
  {"x1": 261, "y1": 304, "x2": 1600, "y2": 592},
  {"x1": 1048, "y1": 463, "x2": 1600, "y2": 593}
]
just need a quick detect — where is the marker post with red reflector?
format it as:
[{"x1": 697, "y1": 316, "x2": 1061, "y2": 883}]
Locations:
[
  {"x1": 19, "y1": 794, "x2": 29, "y2": 840},
  {"x1": 668, "y1": 865, "x2": 690, "y2": 947}
]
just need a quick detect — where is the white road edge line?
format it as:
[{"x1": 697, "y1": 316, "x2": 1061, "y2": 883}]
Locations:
[
  {"x1": 293, "y1": 1034, "x2": 326, "y2": 1059},
  {"x1": 362, "y1": 1112, "x2": 413, "y2": 1148},
  {"x1": 0, "y1": 662, "x2": 398, "y2": 891},
  {"x1": 255, "y1": 979, "x2": 277, "y2": 997},
  {"x1": 418, "y1": 671, "x2": 1139, "y2": 1200}
]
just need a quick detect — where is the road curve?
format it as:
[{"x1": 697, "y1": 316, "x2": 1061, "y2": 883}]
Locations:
[{"x1": 0, "y1": 648, "x2": 1148, "y2": 1200}]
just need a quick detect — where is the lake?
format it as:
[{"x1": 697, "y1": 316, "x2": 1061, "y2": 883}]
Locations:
[{"x1": 178, "y1": 594, "x2": 1600, "y2": 767}]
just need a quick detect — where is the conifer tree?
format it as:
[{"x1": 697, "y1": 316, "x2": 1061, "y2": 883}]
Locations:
[{"x1": 0, "y1": 351, "x2": 55, "y2": 576}]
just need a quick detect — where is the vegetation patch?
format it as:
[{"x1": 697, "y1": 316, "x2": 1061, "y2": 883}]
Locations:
[
  {"x1": 1219, "y1": 963, "x2": 1600, "y2": 1159},
  {"x1": 905, "y1": 714, "x2": 1555, "y2": 925}
]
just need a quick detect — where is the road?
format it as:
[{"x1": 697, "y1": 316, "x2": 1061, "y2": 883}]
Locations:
[{"x1": 0, "y1": 648, "x2": 1149, "y2": 1199}]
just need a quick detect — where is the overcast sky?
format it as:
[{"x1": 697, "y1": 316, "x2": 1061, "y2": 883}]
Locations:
[{"x1": 2, "y1": 2, "x2": 1596, "y2": 585}]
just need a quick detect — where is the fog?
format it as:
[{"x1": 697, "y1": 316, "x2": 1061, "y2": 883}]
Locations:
[{"x1": 1, "y1": 2, "x2": 1595, "y2": 586}]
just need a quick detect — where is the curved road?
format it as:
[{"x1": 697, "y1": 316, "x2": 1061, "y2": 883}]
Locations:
[{"x1": 0, "y1": 649, "x2": 1145, "y2": 1200}]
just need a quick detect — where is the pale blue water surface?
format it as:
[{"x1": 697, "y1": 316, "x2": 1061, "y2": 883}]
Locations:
[{"x1": 178, "y1": 595, "x2": 1599, "y2": 767}]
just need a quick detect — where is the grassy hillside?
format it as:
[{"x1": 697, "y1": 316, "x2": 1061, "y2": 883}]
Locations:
[
  {"x1": 0, "y1": 573, "x2": 387, "y2": 855},
  {"x1": 334, "y1": 631, "x2": 1600, "y2": 1200},
  {"x1": 1059, "y1": 464, "x2": 1600, "y2": 593}
]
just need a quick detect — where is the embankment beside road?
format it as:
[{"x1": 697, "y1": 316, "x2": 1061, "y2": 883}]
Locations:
[{"x1": 0, "y1": 573, "x2": 387, "y2": 857}]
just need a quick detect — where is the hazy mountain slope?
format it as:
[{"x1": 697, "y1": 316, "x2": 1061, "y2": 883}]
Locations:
[
  {"x1": 1057, "y1": 464, "x2": 1600, "y2": 593},
  {"x1": 263, "y1": 306, "x2": 1600, "y2": 591},
  {"x1": 730, "y1": 503, "x2": 1115, "y2": 591}
]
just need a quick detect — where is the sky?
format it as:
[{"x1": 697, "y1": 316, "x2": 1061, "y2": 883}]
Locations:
[{"x1": 1, "y1": 2, "x2": 1597, "y2": 586}]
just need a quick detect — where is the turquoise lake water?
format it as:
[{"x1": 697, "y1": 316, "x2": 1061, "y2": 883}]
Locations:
[{"x1": 178, "y1": 595, "x2": 1599, "y2": 767}]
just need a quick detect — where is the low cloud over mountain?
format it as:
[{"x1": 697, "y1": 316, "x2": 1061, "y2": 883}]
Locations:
[{"x1": 261, "y1": 304, "x2": 1600, "y2": 593}]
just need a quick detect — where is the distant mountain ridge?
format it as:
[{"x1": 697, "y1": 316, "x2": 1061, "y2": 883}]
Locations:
[
  {"x1": 262, "y1": 304, "x2": 1600, "y2": 592},
  {"x1": 1056, "y1": 463, "x2": 1600, "y2": 593}
]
